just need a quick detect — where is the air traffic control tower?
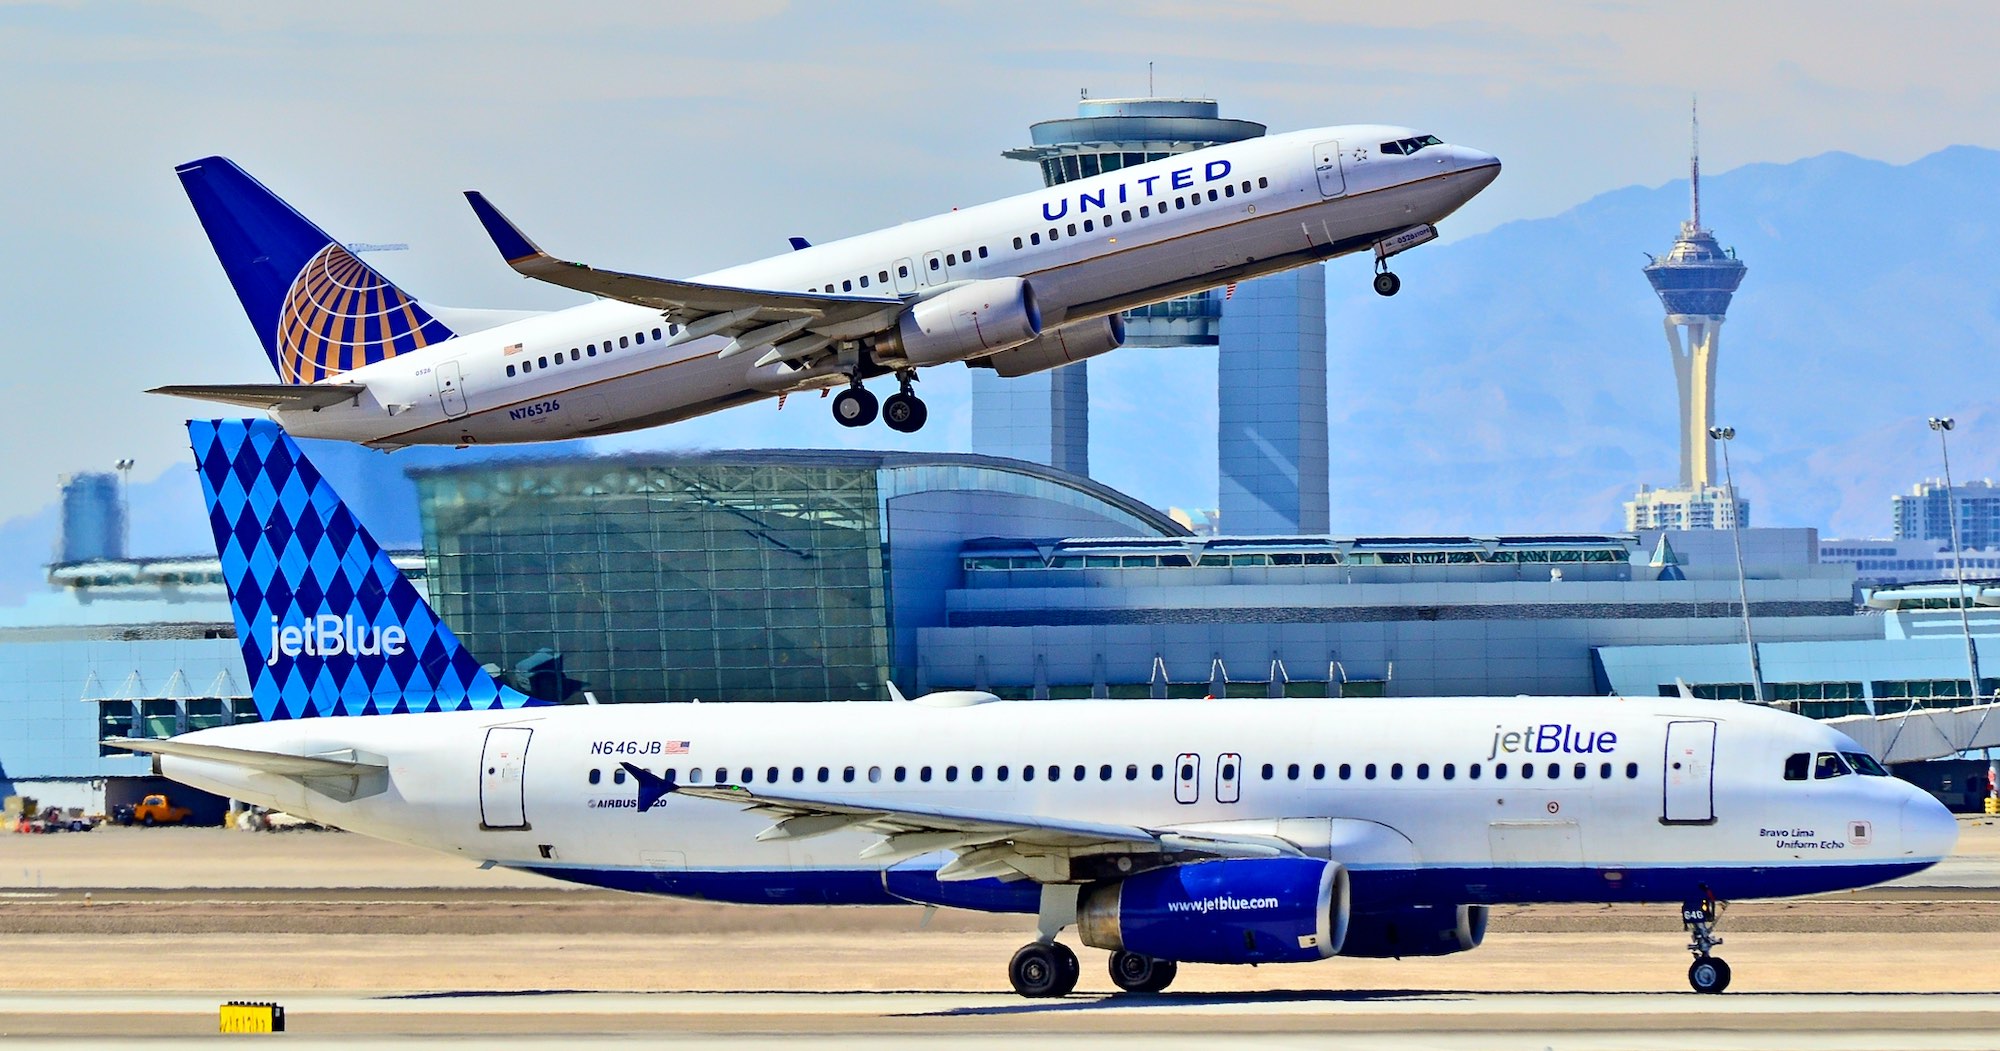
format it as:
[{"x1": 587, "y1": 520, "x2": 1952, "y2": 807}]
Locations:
[
  {"x1": 983, "y1": 98, "x2": 1330, "y2": 534},
  {"x1": 1627, "y1": 107, "x2": 1750, "y2": 530}
]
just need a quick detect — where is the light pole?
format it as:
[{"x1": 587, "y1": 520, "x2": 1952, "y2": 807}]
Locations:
[
  {"x1": 1928, "y1": 417, "x2": 1983, "y2": 705},
  {"x1": 1709, "y1": 426, "x2": 1766, "y2": 705},
  {"x1": 113, "y1": 457, "x2": 135, "y2": 559}
]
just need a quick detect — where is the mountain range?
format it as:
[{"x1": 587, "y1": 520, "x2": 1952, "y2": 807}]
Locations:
[{"x1": 4, "y1": 145, "x2": 1996, "y2": 604}]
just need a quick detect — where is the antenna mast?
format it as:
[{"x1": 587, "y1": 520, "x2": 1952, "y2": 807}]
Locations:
[{"x1": 1690, "y1": 95, "x2": 1701, "y2": 231}]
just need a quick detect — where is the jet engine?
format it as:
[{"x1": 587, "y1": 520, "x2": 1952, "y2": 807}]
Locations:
[
  {"x1": 1337, "y1": 904, "x2": 1489, "y2": 958},
  {"x1": 1076, "y1": 857, "x2": 1348, "y2": 965},
  {"x1": 975, "y1": 315, "x2": 1125, "y2": 378},
  {"x1": 872, "y1": 278, "x2": 1040, "y2": 368}
]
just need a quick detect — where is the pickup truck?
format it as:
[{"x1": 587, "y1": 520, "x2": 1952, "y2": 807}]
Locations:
[{"x1": 126, "y1": 794, "x2": 192, "y2": 826}]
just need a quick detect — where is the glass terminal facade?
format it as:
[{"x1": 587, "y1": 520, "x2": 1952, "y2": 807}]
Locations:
[{"x1": 417, "y1": 459, "x2": 891, "y2": 705}]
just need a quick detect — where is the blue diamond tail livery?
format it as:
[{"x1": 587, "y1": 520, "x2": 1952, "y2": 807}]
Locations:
[
  {"x1": 154, "y1": 128, "x2": 1500, "y2": 444},
  {"x1": 112, "y1": 421, "x2": 1954, "y2": 996},
  {"x1": 189, "y1": 418, "x2": 542, "y2": 720}
]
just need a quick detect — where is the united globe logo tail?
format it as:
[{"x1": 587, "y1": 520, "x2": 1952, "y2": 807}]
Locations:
[
  {"x1": 189, "y1": 418, "x2": 539, "y2": 720},
  {"x1": 176, "y1": 157, "x2": 455, "y2": 384}
]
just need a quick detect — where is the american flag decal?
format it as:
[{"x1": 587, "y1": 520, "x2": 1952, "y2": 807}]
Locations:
[
  {"x1": 664, "y1": 740, "x2": 690, "y2": 754},
  {"x1": 503, "y1": 343, "x2": 525, "y2": 355}
]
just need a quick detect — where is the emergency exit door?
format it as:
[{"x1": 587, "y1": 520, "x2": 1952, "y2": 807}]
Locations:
[
  {"x1": 1174, "y1": 753, "x2": 1200, "y2": 804},
  {"x1": 480, "y1": 726, "x2": 533, "y2": 830},
  {"x1": 1216, "y1": 753, "x2": 1242, "y2": 804},
  {"x1": 1662, "y1": 720, "x2": 1717, "y2": 825}
]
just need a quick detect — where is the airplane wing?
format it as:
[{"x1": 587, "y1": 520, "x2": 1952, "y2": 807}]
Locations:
[
  {"x1": 626, "y1": 765, "x2": 1295, "y2": 883},
  {"x1": 462, "y1": 192, "x2": 903, "y2": 361},
  {"x1": 148, "y1": 382, "x2": 365, "y2": 411}
]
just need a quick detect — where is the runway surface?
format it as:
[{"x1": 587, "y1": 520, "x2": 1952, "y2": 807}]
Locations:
[
  {"x1": 6, "y1": 823, "x2": 2000, "y2": 1045},
  {"x1": 6, "y1": 989, "x2": 2000, "y2": 1047}
]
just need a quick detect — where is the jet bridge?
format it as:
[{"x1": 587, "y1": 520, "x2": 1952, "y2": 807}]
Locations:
[{"x1": 1827, "y1": 704, "x2": 2000, "y2": 764}]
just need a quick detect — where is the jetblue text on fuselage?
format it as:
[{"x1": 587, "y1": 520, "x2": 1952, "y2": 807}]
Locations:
[
  {"x1": 1486, "y1": 723, "x2": 1618, "y2": 761},
  {"x1": 1041, "y1": 160, "x2": 1234, "y2": 221},
  {"x1": 265, "y1": 614, "x2": 408, "y2": 666}
]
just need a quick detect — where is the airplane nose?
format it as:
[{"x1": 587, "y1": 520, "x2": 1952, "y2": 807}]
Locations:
[
  {"x1": 1455, "y1": 147, "x2": 1501, "y2": 188},
  {"x1": 1900, "y1": 793, "x2": 1958, "y2": 861}
]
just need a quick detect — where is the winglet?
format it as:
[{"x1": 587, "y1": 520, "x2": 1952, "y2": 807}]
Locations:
[
  {"x1": 885, "y1": 681, "x2": 909, "y2": 703},
  {"x1": 621, "y1": 762, "x2": 676, "y2": 813},
  {"x1": 463, "y1": 191, "x2": 547, "y2": 265}
]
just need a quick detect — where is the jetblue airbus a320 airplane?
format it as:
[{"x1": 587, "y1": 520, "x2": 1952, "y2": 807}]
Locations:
[
  {"x1": 116, "y1": 420, "x2": 1955, "y2": 997},
  {"x1": 155, "y1": 128, "x2": 1498, "y2": 444}
]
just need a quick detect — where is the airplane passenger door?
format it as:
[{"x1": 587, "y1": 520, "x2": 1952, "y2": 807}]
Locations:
[
  {"x1": 1662, "y1": 720, "x2": 1717, "y2": 825},
  {"x1": 892, "y1": 258, "x2": 918, "y2": 295},
  {"x1": 921, "y1": 251, "x2": 946, "y2": 287},
  {"x1": 479, "y1": 726, "x2": 532, "y2": 830},
  {"x1": 1174, "y1": 753, "x2": 1201, "y2": 804},
  {"x1": 1215, "y1": 753, "x2": 1242, "y2": 804},
  {"x1": 436, "y1": 360, "x2": 468, "y2": 418},
  {"x1": 1313, "y1": 140, "x2": 1346, "y2": 197}
]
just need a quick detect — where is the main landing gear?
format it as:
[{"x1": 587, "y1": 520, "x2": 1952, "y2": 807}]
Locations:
[
  {"x1": 1008, "y1": 941, "x2": 1081, "y2": 998},
  {"x1": 1108, "y1": 950, "x2": 1178, "y2": 994},
  {"x1": 1681, "y1": 887, "x2": 1732, "y2": 994},
  {"x1": 831, "y1": 383, "x2": 877, "y2": 427},
  {"x1": 882, "y1": 372, "x2": 928, "y2": 434},
  {"x1": 831, "y1": 373, "x2": 929, "y2": 433},
  {"x1": 1005, "y1": 943, "x2": 1180, "y2": 997}
]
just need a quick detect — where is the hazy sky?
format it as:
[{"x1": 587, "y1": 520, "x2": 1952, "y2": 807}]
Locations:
[{"x1": 3, "y1": 1, "x2": 1998, "y2": 522}]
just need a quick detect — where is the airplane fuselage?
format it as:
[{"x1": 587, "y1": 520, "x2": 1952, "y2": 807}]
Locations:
[
  {"x1": 258, "y1": 126, "x2": 1499, "y2": 447},
  {"x1": 159, "y1": 694, "x2": 1953, "y2": 912}
]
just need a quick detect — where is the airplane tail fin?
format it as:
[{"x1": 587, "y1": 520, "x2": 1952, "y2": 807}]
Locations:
[
  {"x1": 176, "y1": 157, "x2": 456, "y2": 384},
  {"x1": 190, "y1": 418, "x2": 541, "y2": 720}
]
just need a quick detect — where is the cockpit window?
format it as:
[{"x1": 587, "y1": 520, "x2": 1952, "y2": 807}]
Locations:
[
  {"x1": 1783, "y1": 752, "x2": 1809, "y2": 781},
  {"x1": 1379, "y1": 134, "x2": 1445, "y2": 156},
  {"x1": 1843, "y1": 751, "x2": 1889, "y2": 777},
  {"x1": 1814, "y1": 752, "x2": 1852, "y2": 779}
]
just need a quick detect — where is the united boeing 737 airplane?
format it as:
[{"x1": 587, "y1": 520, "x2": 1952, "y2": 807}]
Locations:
[
  {"x1": 111, "y1": 420, "x2": 1955, "y2": 997},
  {"x1": 155, "y1": 127, "x2": 1498, "y2": 444}
]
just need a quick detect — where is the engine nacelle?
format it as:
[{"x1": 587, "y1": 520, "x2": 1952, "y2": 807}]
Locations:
[
  {"x1": 873, "y1": 278, "x2": 1040, "y2": 368},
  {"x1": 1076, "y1": 857, "x2": 1348, "y2": 965},
  {"x1": 1337, "y1": 904, "x2": 1489, "y2": 959},
  {"x1": 975, "y1": 315, "x2": 1125, "y2": 378}
]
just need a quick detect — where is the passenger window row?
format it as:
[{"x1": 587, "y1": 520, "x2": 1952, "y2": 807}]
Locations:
[
  {"x1": 583, "y1": 756, "x2": 1644, "y2": 788},
  {"x1": 1277, "y1": 760, "x2": 1640, "y2": 783},
  {"x1": 1009, "y1": 178, "x2": 1272, "y2": 252},
  {"x1": 506, "y1": 327, "x2": 670, "y2": 378},
  {"x1": 589, "y1": 762, "x2": 1174, "y2": 787}
]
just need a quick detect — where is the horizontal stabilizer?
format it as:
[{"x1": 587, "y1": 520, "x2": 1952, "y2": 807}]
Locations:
[
  {"x1": 103, "y1": 737, "x2": 385, "y2": 777},
  {"x1": 150, "y1": 382, "x2": 363, "y2": 411}
]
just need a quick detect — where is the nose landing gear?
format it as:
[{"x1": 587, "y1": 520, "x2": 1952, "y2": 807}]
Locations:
[
  {"x1": 1681, "y1": 888, "x2": 1731, "y2": 993},
  {"x1": 1372, "y1": 270, "x2": 1402, "y2": 297}
]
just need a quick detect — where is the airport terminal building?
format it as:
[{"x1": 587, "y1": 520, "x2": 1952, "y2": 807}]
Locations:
[{"x1": 4, "y1": 449, "x2": 1997, "y2": 812}]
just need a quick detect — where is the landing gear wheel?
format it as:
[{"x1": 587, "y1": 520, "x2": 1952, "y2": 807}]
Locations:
[
  {"x1": 1372, "y1": 271, "x2": 1402, "y2": 297},
  {"x1": 1108, "y1": 951, "x2": 1178, "y2": 993},
  {"x1": 882, "y1": 392, "x2": 928, "y2": 433},
  {"x1": 1688, "y1": 955, "x2": 1731, "y2": 994},
  {"x1": 1008, "y1": 942, "x2": 1079, "y2": 998},
  {"x1": 832, "y1": 385, "x2": 877, "y2": 428}
]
